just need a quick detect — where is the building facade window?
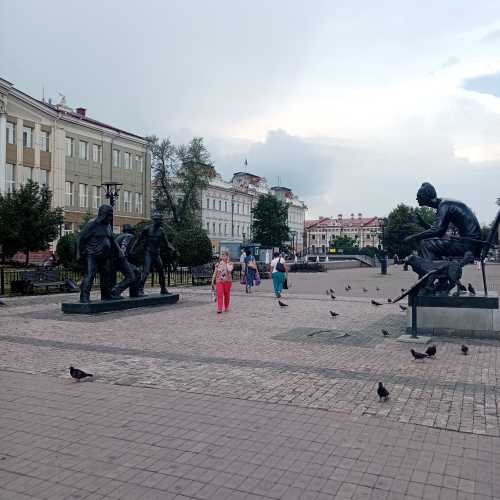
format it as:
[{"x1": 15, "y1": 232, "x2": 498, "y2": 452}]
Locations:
[
  {"x1": 22, "y1": 126, "x2": 32, "y2": 148},
  {"x1": 65, "y1": 137, "x2": 74, "y2": 157},
  {"x1": 39, "y1": 169, "x2": 48, "y2": 186},
  {"x1": 135, "y1": 192, "x2": 143, "y2": 213},
  {"x1": 113, "y1": 149, "x2": 120, "y2": 167},
  {"x1": 19, "y1": 166, "x2": 32, "y2": 185},
  {"x1": 218, "y1": 200, "x2": 221, "y2": 210},
  {"x1": 65, "y1": 181, "x2": 73, "y2": 206},
  {"x1": 92, "y1": 185, "x2": 102, "y2": 209},
  {"x1": 206, "y1": 221, "x2": 210, "y2": 233},
  {"x1": 225, "y1": 201, "x2": 227, "y2": 212},
  {"x1": 124, "y1": 190, "x2": 132, "y2": 212},
  {"x1": 92, "y1": 144, "x2": 102, "y2": 163},
  {"x1": 212, "y1": 222, "x2": 216, "y2": 233},
  {"x1": 224, "y1": 223, "x2": 227, "y2": 235},
  {"x1": 206, "y1": 197, "x2": 210, "y2": 209},
  {"x1": 0, "y1": 164, "x2": 15, "y2": 194},
  {"x1": 237, "y1": 225, "x2": 240, "y2": 236},
  {"x1": 79, "y1": 141, "x2": 89, "y2": 160},
  {"x1": 79, "y1": 183, "x2": 88, "y2": 208},
  {"x1": 212, "y1": 199, "x2": 216, "y2": 210},
  {"x1": 135, "y1": 155, "x2": 143, "y2": 172},
  {"x1": 6, "y1": 122, "x2": 15, "y2": 144},
  {"x1": 124, "y1": 152, "x2": 131, "y2": 169},
  {"x1": 63, "y1": 222, "x2": 74, "y2": 235},
  {"x1": 40, "y1": 131, "x2": 49, "y2": 152}
]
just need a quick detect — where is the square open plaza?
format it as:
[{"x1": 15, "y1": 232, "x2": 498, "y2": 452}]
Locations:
[{"x1": 1, "y1": 264, "x2": 500, "y2": 500}]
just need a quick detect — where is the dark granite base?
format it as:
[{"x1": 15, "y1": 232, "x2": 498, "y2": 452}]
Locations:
[
  {"x1": 61, "y1": 293, "x2": 179, "y2": 314},
  {"x1": 409, "y1": 291, "x2": 498, "y2": 309}
]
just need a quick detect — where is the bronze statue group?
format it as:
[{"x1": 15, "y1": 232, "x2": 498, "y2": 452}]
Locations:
[{"x1": 77, "y1": 208, "x2": 176, "y2": 303}]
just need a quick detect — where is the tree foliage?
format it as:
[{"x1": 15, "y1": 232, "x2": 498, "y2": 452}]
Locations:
[
  {"x1": 330, "y1": 235, "x2": 359, "y2": 252},
  {"x1": 251, "y1": 194, "x2": 290, "y2": 248},
  {"x1": 148, "y1": 135, "x2": 216, "y2": 226},
  {"x1": 170, "y1": 224, "x2": 212, "y2": 267},
  {"x1": 56, "y1": 233, "x2": 81, "y2": 272},
  {"x1": 0, "y1": 180, "x2": 63, "y2": 265},
  {"x1": 382, "y1": 203, "x2": 436, "y2": 257}
]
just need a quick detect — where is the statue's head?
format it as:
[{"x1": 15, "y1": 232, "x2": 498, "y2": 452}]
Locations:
[
  {"x1": 416, "y1": 182, "x2": 437, "y2": 207},
  {"x1": 151, "y1": 213, "x2": 162, "y2": 228},
  {"x1": 122, "y1": 224, "x2": 134, "y2": 234},
  {"x1": 96, "y1": 204, "x2": 114, "y2": 225}
]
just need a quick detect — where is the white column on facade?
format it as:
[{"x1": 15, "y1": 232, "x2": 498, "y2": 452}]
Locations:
[
  {"x1": 52, "y1": 124, "x2": 66, "y2": 210},
  {"x1": 33, "y1": 122, "x2": 41, "y2": 184},
  {"x1": 15, "y1": 118, "x2": 23, "y2": 188},
  {"x1": 0, "y1": 94, "x2": 7, "y2": 176}
]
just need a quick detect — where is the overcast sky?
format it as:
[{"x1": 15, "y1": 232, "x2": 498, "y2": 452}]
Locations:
[{"x1": 2, "y1": 0, "x2": 500, "y2": 223}]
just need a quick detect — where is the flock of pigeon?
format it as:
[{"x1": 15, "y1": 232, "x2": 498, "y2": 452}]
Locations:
[{"x1": 323, "y1": 282, "x2": 473, "y2": 402}]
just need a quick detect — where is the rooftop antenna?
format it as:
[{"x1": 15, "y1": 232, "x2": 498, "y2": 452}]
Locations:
[
  {"x1": 42, "y1": 85, "x2": 45, "y2": 102},
  {"x1": 244, "y1": 157, "x2": 248, "y2": 172}
]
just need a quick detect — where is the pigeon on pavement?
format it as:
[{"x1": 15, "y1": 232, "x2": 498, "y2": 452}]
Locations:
[
  {"x1": 371, "y1": 299, "x2": 383, "y2": 306},
  {"x1": 425, "y1": 345, "x2": 437, "y2": 357},
  {"x1": 399, "y1": 304, "x2": 407, "y2": 311},
  {"x1": 329, "y1": 288, "x2": 335, "y2": 295},
  {"x1": 362, "y1": 287, "x2": 368, "y2": 292},
  {"x1": 69, "y1": 366, "x2": 93, "y2": 380},
  {"x1": 330, "y1": 311, "x2": 339, "y2": 317},
  {"x1": 411, "y1": 349, "x2": 428, "y2": 360},
  {"x1": 461, "y1": 344, "x2": 469, "y2": 355},
  {"x1": 330, "y1": 294, "x2": 336, "y2": 300},
  {"x1": 377, "y1": 382, "x2": 390, "y2": 401},
  {"x1": 381, "y1": 329, "x2": 390, "y2": 336},
  {"x1": 467, "y1": 283, "x2": 476, "y2": 295}
]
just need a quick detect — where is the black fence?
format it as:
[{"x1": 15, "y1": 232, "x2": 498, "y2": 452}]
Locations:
[{"x1": 0, "y1": 266, "x2": 209, "y2": 297}]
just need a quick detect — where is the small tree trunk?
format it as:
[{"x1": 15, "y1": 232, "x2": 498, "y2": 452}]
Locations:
[{"x1": 25, "y1": 250, "x2": 30, "y2": 266}]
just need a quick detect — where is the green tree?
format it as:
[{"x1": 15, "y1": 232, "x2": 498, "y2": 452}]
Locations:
[
  {"x1": 149, "y1": 135, "x2": 216, "y2": 225},
  {"x1": 330, "y1": 235, "x2": 359, "y2": 252},
  {"x1": 171, "y1": 224, "x2": 212, "y2": 267},
  {"x1": 55, "y1": 233, "x2": 82, "y2": 271},
  {"x1": 251, "y1": 194, "x2": 290, "y2": 248},
  {"x1": 383, "y1": 203, "x2": 437, "y2": 257},
  {"x1": 0, "y1": 180, "x2": 63, "y2": 265},
  {"x1": 0, "y1": 191, "x2": 18, "y2": 262}
]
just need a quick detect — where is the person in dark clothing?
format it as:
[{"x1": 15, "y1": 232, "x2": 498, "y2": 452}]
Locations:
[
  {"x1": 404, "y1": 182, "x2": 481, "y2": 260},
  {"x1": 77, "y1": 205, "x2": 123, "y2": 303}
]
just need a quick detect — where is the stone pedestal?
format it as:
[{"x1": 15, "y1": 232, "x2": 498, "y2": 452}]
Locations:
[
  {"x1": 405, "y1": 292, "x2": 499, "y2": 339},
  {"x1": 62, "y1": 293, "x2": 179, "y2": 314}
]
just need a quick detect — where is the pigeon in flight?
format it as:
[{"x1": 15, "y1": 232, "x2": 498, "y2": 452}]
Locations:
[
  {"x1": 330, "y1": 294, "x2": 336, "y2": 300},
  {"x1": 381, "y1": 329, "x2": 390, "y2": 336},
  {"x1": 69, "y1": 366, "x2": 93, "y2": 380},
  {"x1": 330, "y1": 311, "x2": 339, "y2": 317},
  {"x1": 461, "y1": 344, "x2": 469, "y2": 355},
  {"x1": 467, "y1": 283, "x2": 476, "y2": 295},
  {"x1": 371, "y1": 299, "x2": 383, "y2": 306},
  {"x1": 425, "y1": 345, "x2": 436, "y2": 357},
  {"x1": 411, "y1": 349, "x2": 427, "y2": 360},
  {"x1": 399, "y1": 304, "x2": 407, "y2": 311},
  {"x1": 377, "y1": 382, "x2": 390, "y2": 401},
  {"x1": 278, "y1": 300, "x2": 288, "y2": 308},
  {"x1": 329, "y1": 288, "x2": 335, "y2": 295}
]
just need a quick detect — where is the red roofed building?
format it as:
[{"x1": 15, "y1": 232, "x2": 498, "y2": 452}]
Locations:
[{"x1": 305, "y1": 213, "x2": 384, "y2": 254}]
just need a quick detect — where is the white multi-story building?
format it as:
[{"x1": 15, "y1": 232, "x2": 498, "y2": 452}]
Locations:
[
  {"x1": 305, "y1": 213, "x2": 384, "y2": 254},
  {"x1": 201, "y1": 172, "x2": 307, "y2": 254}
]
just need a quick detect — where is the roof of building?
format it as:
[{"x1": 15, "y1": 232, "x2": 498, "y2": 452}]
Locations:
[
  {"x1": 1, "y1": 76, "x2": 147, "y2": 142},
  {"x1": 306, "y1": 216, "x2": 383, "y2": 229}
]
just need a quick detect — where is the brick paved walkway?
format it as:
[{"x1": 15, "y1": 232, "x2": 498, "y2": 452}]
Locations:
[
  {"x1": 2, "y1": 371, "x2": 500, "y2": 500},
  {"x1": 1, "y1": 266, "x2": 500, "y2": 498}
]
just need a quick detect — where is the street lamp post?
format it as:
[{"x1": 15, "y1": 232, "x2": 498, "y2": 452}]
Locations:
[{"x1": 102, "y1": 182, "x2": 122, "y2": 208}]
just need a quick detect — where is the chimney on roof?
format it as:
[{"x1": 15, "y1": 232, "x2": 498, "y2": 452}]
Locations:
[
  {"x1": 358, "y1": 213, "x2": 362, "y2": 219},
  {"x1": 337, "y1": 214, "x2": 342, "y2": 220},
  {"x1": 350, "y1": 213, "x2": 354, "y2": 219},
  {"x1": 76, "y1": 107, "x2": 86, "y2": 117}
]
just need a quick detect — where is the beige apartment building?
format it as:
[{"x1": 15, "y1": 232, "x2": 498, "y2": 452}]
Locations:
[{"x1": 0, "y1": 77, "x2": 150, "y2": 238}]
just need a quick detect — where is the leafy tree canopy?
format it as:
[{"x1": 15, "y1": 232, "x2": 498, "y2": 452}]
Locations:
[
  {"x1": 0, "y1": 180, "x2": 63, "y2": 265},
  {"x1": 251, "y1": 194, "x2": 290, "y2": 248}
]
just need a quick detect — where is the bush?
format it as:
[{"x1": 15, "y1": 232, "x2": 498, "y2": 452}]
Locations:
[
  {"x1": 171, "y1": 224, "x2": 212, "y2": 267},
  {"x1": 56, "y1": 233, "x2": 82, "y2": 272}
]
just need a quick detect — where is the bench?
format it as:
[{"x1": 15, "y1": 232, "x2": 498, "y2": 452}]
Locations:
[
  {"x1": 191, "y1": 264, "x2": 214, "y2": 286},
  {"x1": 13, "y1": 270, "x2": 68, "y2": 295}
]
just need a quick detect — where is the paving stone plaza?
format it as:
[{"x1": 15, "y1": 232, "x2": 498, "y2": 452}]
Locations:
[{"x1": 1, "y1": 265, "x2": 500, "y2": 500}]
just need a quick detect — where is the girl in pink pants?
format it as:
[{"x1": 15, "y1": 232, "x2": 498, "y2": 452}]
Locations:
[{"x1": 211, "y1": 251, "x2": 234, "y2": 313}]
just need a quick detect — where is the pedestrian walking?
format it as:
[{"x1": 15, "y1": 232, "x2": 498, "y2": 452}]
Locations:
[
  {"x1": 270, "y1": 251, "x2": 288, "y2": 298},
  {"x1": 244, "y1": 249, "x2": 258, "y2": 293},
  {"x1": 211, "y1": 251, "x2": 234, "y2": 313}
]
